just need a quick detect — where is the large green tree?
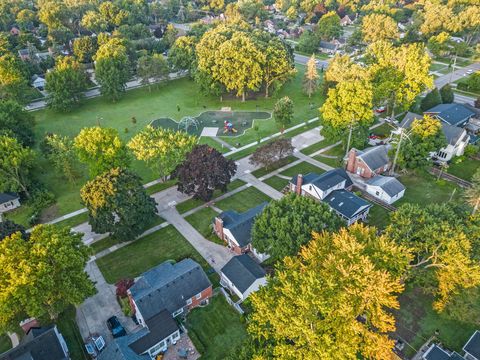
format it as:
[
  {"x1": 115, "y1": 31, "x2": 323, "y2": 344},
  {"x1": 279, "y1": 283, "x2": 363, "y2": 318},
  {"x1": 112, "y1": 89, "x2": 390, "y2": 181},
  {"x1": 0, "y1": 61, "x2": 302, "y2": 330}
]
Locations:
[
  {"x1": 137, "y1": 54, "x2": 170, "y2": 90},
  {"x1": 0, "y1": 224, "x2": 95, "y2": 330},
  {"x1": 43, "y1": 133, "x2": 79, "y2": 183},
  {"x1": 273, "y1": 96, "x2": 294, "y2": 132},
  {"x1": 252, "y1": 193, "x2": 342, "y2": 262},
  {"x1": 249, "y1": 224, "x2": 409, "y2": 359},
  {"x1": 73, "y1": 36, "x2": 98, "y2": 63},
  {"x1": 0, "y1": 135, "x2": 34, "y2": 197},
  {"x1": 362, "y1": 13, "x2": 399, "y2": 43},
  {"x1": 74, "y1": 127, "x2": 130, "y2": 177},
  {"x1": 0, "y1": 54, "x2": 27, "y2": 102},
  {"x1": 0, "y1": 219, "x2": 26, "y2": 242},
  {"x1": 81, "y1": 168, "x2": 157, "y2": 241},
  {"x1": 317, "y1": 11, "x2": 342, "y2": 41},
  {"x1": 0, "y1": 99, "x2": 35, "y2": 146},
  {"x1": 303, "y1": 54, "x2": 319, "y2": 98},
  {"x1": 466, "y1": 168, "x2": 480, "y2": 214}
]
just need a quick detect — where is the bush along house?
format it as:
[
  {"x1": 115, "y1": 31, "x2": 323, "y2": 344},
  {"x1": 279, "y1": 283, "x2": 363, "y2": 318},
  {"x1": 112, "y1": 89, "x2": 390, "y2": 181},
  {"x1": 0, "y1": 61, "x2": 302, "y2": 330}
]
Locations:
[
  {"x1": 213, "y1": 202, "x2": 270, "y2": 262},
  {"x1": 289, "y1": 168, "x2": 372, "y2": 226}
]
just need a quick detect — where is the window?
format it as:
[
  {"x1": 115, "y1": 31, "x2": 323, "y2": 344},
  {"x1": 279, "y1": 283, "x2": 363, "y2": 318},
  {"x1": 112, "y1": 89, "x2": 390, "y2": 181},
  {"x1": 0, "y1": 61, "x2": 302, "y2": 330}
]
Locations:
[
  {"x1": 186, "y1": 298, "x2": 192, "y2": 305},
  {"x1": 309, "y1": 185, "x2": 312, "y2": 190},
  {"x1": 172, "y1": 308, "x2": 184, "y2": 317},
  {"x1": 195, "y1": 292, "x2": 202, "y2": 300},
  {"x1": 375, "y1": 191, "x2": 380, "y2": 196},
  {"x1": 173, "y1": 331, "x2": 180, "y2": 340}
]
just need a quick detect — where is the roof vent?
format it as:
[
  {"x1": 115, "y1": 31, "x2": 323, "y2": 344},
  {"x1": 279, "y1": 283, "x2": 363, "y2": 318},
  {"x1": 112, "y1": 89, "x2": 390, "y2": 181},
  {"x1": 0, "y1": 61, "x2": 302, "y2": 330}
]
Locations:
[{"x1": 339, "y1": 202, "x2": 344, "y2": 207}]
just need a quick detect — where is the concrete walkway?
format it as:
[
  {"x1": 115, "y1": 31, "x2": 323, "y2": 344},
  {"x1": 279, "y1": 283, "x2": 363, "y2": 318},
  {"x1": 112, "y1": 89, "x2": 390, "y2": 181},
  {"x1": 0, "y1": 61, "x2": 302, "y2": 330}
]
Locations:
[
  {"x1": 240, "y1": 175, "x2": 284, "y2": 200},
  {"x1": 7, "y1": 332, "x2": 19, "y2": 348}
]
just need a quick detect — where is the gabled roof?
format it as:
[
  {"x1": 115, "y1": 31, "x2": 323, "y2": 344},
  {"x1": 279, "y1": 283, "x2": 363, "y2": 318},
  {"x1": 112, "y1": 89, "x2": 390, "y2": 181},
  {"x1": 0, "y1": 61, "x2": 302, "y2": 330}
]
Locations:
[
  {"x1": 464, "y1": 330, "x2": 480, "y2": 360},
  {"x1": 129, "y1": 259, "x2": 211, "y2": 320},
  {"x1": 323, "y1": 189, "x2": 371, "y2": 219},
  {"x1": 425, "y1": 103, "x2": 475, "y2": 126},
  {"x1": 217, "y1": 202, "x2": 268, "y2": 247},
  {"x1": 0, "y1": 193, "x2": 19, "y2": 204},
  {"x1": 423, "y1": 344, "x2": 464, "y2": 360},
  {"x1": 0, "y1": 326, "x2": 67, "y2": 360},
  {"x1": 97, "y1": 334, "x2": 150, "y2": 360},
  {"x1": 366, "y1": 176, "x2": 405, "y2": 197},
  {"x1": 355, "y1": 145, "x2": 390, "y2": 171},
  {"x1": 290, "y1": 168, "x2": 353, "y2": 191},
  {"x1": 400, "y1": 111, "x2": 422, "y2": 129},
  {"x1": 221, "y1": 254, "x2": 266, "y2": 293},
  {"x1": 319, "y1": 41, "x2": 337, "y2": 50}
]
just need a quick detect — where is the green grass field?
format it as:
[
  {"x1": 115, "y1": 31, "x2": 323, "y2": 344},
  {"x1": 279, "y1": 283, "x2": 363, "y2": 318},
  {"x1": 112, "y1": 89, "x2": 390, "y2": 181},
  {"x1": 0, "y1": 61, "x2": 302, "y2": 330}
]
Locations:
[
  {"x1": 447, "y1": 157, "x2": 480, "y2": 181},
  {"x1": 215, "y1": 187, "x2": 271, "y2": 213},
  {"x1": 0, "y1": 335, "x2": 11, "y2": 353},
  {"x1": 56, "y1": 306, "x2": 89, "y2": 360},
  {"x1": 185, "y1": 207, "x2": 223, "y2": 245},
  {"x1": 280, "y1": 162, "x2": 326, "y2": 177},
  {"x1": 185, "y1": 295, "x2": 247, "y2": 360},
  {"x1": 264, "y1": 176, "x2": 290, "y2": 191}
]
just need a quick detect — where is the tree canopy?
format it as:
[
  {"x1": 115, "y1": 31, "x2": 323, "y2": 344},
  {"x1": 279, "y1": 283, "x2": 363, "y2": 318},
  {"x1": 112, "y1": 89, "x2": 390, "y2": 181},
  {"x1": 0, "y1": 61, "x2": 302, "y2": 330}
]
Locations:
[
  {"x1": 0, "y1": 99, "x2": 35, "y2": 146},
  {"x1": 361, "y1": 13, "x2": 399, "y2": 43},
  {"x1": 273, "y1": 96, "x2": 294, "y2": 131}
]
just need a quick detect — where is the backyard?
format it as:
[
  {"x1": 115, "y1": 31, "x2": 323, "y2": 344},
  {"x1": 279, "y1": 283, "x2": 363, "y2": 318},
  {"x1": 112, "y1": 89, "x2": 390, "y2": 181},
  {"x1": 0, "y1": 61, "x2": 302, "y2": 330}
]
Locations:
[
  {"x1": 185, "y1": 295, "x2": 247, "y2": 360},
  {"x1": 447, "y1": 157, "x2": 480, "y2": 181},
  {"x1": 215, "y1": 186, "x2": 272, "y2": 213},
  {"x1": 0, "y1": 335, "x2": 10, "y2": 353}
]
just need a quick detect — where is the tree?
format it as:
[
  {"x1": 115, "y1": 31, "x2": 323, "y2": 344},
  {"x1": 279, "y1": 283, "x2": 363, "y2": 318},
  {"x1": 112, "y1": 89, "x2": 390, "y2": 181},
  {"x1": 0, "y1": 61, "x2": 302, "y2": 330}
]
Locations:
[
  {"x1": 465, "y1": 168, "x2": 480, "y2": 214},
  {"x1": 74, "y1": 127, "x2": 130, "y2": 177},
  {"x1": 127, "y1": 126, "x2": 197, "y2": 181},
  {"x1": 386, "y1": 203, "x2": 480, "y2": 311},
  {"x1": 169, "y1": 36, "x2": 197, "y2": 71},
  {"x1": 73, "y1": 36, "x2": 97, "y2": 63},
  {"x1": 173, "y1": 145, "x2": 237, "y2": 201},
  {"x1": 94, "y1": 38, "x2": 130, "y2": 102},
  {"x1": 81, "y1": 168, "x2": 157, "y2": 241},
  {"x1": 237, "y1": 0, "x2": 267, "y2": 21},
  {"x1": 0, "y1": 100, "x2": 35, "y2": 146},
  {"x1": 43, "y1": 133, "x2": 79, "y2": 183},
  {"x1": 421, "y1": 88, "x2": 442, "y2": 111},
  {"x1": 296, "y1": 30, "x2": 320, "y2": 54},
  {"x1": 46, "y1": 56, "x2": 88, "y2": 112},
  {"x1": 16, "y1": 9, "x2": 36, "y2": 31},
  {"x1": 0, "y1": 54, "x2": 27, "y2": 102},
  {"x1": 137, "y1": 54, "x2": 170, "y2": 90},
  {"x1": 476, "y1": 96, "x2": 480, "y2": 109},
  {"x1": 317, "y1": 11, "x2": 342, "y2": 41},
  {"x1": 81, "y1": 11, "x2": 107, "y2": 33},
  {"x1": 0, "y1": 135, "x2": 34, "y2": 197},
  {"x1": 248, "y1": 224, "x2": 408, "y2": 359},
  {"x1": 252, "y1": 193, "x2": 342, "y2": 262},
  {"x1": 273, "y1": 96, "x2": 294, "y2": 132},
  {"x1": 439, "y1": 84, "x2": 454, "y2": 104},
  {"x1": 0, "y1": 219, "x2": 26, "y2": 241},
  {"x1": 303, "y1": 54, "x2": 319, "y2": 98},
  {"x1": 0, "y1": 224, "x2": 95, "y2": 330},
  {"x1": 321, "y1": 79, "x2": 373, "y2": 156},
  {"x1": 362, "y1": 14, "x2": 399, "y2": 43},
  {"x1": 162, "y1": 24, "x2": 178, "y2": 48},
  {"x1": 249, "y1": 138, "x2": 294, "y2": 170}
]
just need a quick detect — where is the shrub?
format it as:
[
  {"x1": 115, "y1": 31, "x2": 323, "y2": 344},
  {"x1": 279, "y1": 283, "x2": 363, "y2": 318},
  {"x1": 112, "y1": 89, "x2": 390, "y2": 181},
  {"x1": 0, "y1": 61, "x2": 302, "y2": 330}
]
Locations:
[{"x1": 115, "y1": 278, "x2": 134, "y2": 298}]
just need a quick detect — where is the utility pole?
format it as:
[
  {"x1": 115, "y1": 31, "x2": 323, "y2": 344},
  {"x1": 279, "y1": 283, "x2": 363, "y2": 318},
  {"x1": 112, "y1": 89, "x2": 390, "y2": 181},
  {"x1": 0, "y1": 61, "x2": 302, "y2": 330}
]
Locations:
[
  {"x1": 448, "y1": 50, "x2": 458, "y2": 84},
  {"x1": 345, "y1": 122, "x2": 353, "y2": 159},
  {"x1": 390, "y1": 127, "x2": 404, "y2": 176}
]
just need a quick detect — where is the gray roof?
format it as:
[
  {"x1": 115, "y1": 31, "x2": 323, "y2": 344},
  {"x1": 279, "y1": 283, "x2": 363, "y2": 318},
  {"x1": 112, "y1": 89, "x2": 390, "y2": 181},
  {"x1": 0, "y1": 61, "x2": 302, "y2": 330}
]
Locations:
[
  {"x1": 290, "y1": 168, "x2": 353, "y2": 191},
  {"x1": 424, "y1": 345, "x2": 464, "y2": 360},
  {"x1": 400, "y1": 112, "x2": 422, "y2": 128},
  {"x1": 400, "y1": 113, "x2": 466, "y2": 145},
  {"x1": 221, "y1": 254, "x2": 266, "y2": 293},
  {"x1": 323, "y1": 190, "x2": 371, "y2": 219},
  {"x1": 216, "y1": 202, "x2": 268, "y2": 247},
  {"x1": 464, "y1": 331, "x2": 480, "y2": 359},
  {"x1": 129, "y1": 259, "x2": 211, "y2": 320},
  {"x1": 0, "y1": 327, "x2": 67, "y2": 360},
  {"x1": 425, "y1": 103, "x2": 475, "y2": 126},
  {"x1": 97, "y1": 334, "x2": 150, "y2": 360},
  {"x1": 0, "y1": 193, "x2": 18, "y2": 204},
  {"x1": 319, "y1": 41, "x2": 337, "y2": 50},
  {"x1": 366, "y1": 176, "x2": 405, "y2": 197},
  {"x1": 356, "y1": 145, "x2": 389, "y2": 171}
]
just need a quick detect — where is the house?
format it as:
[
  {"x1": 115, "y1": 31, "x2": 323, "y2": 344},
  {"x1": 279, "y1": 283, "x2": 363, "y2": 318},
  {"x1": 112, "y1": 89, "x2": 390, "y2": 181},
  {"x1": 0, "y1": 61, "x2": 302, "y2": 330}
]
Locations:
[
  {"x1": 365, "y1": 175, "x2": 405, "y2": 204},
  {"x1": 220, "y1": 254, "x2": 267, "y2": 301},
  {"x1": 31, "y1": 75, "x2": 46, "y2": 90},
  {"x1": 213, "y1": 202, "x2": 270, "y2": 262},
  {"x1": 18, "y1": 48, "x2": 30, "y2": 61},
  {"x1": 424, "y1": 103, "x2": 476, "y2": 127},
  {"x1": 399, "y1": 112, "x2": 470, "y2": 162},
  {"x1": 318, "y1": 39, "x2": 345, "y2": 54},
  {"x1": 0, "y1": 193, "x2": 20, "y2": 214},
  {"x1": 10, "y1": 26, "x2": 20, "y2": 36},
  {"x1": 0, "y1": 326, "x2": 70, "y2": 360},
  {"x1": 464, "y1": 330, "x2": 480, "y2": 360},
  {"x1": 340, "y1": 15, "x2": 353, "y2": 26},
  {"x1": 422, "y1": 344, "x2": 463, "y2": 360},
  {"x1": 124, "y1": 259, "x2": 211, "y2": 357},
  {"x1": 420, "y1": 330, "x2": 480, "y2": 360},
  {"x1": 289, "y1": 168, "x2": 372, "y2": 225},
  {"x1": 345, "y1": 145, "x2": 391, "y2": 179}
]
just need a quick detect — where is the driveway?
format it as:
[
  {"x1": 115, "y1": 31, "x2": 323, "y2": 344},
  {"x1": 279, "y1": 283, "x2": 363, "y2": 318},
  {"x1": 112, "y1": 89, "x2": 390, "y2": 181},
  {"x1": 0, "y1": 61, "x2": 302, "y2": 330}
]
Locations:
[{"x1": 76, "y1": 261, "x2": 138, "y2": 343}]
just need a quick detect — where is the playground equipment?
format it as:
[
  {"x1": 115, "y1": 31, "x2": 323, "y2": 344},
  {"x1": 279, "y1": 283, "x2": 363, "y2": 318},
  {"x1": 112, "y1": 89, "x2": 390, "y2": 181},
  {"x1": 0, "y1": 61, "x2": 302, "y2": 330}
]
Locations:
[
  {"x1": 178, "y1": 116, "x2": 200, "y2": 133},
  {"x1": 223, "y1": 120, "x2": 237, "y2": 134}
]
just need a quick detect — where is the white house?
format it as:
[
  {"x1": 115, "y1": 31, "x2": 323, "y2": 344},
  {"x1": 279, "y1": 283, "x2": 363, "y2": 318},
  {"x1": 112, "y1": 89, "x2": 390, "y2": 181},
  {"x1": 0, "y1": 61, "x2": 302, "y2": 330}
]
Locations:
[
  {"x1": 0, "y1": 193, "x2": 20, "y2": 214},
  {"x1": 365, "y1": 176, "x2": 405, "y2": 204},
  {"x1": 31, "y1": 75, "x2": 46, "y2": 90},
  {"x1": 220, "y1": 254, "x2": 267, "y2": 301}
]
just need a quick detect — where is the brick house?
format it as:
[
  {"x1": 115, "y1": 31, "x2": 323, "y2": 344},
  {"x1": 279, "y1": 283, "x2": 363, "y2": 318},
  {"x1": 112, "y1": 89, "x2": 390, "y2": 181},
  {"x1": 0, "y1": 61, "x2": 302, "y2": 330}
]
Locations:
[
  {"x1": 345, "y1": 145, "x2": 390, "y2": 179},
  {"x1": 213, "y1": 203, "x2": 270, "y2": 262}
]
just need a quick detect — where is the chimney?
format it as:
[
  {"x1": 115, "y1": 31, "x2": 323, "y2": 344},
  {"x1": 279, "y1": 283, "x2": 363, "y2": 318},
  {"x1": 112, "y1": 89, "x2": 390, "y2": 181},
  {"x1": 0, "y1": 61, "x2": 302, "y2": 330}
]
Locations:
[
  {"x1": 214, "y1": 217, "x2": 224, "y2": 240},
  {"x1": 346, "y1": 148, "x2": 357, "y2": 173},
  {"x1": 20, "y1": 318, "x2": 40, "y2": 334},
  {"x1": 296, "y1": 174, "x2": 303, "y2": 195}
]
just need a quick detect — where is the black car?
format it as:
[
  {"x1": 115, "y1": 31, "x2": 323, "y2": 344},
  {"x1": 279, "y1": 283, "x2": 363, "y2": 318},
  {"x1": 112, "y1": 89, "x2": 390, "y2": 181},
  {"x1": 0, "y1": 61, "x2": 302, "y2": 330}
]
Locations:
[{"x1": 106, "y1": 316, "x2": 126, "y2": 338}]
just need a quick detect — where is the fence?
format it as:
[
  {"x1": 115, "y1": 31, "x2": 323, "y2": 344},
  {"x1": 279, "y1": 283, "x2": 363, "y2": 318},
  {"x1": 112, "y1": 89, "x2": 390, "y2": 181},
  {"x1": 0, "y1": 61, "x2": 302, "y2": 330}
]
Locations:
[{"x1": 218, "y1": 287, "x2": 244, "y2": 315}]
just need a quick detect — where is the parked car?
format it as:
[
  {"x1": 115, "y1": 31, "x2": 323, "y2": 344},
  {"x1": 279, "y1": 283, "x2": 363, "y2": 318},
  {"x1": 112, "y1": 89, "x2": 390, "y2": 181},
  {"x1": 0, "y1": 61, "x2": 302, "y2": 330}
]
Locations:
[
  {"x1": 466, "y1": 69, "x2": 473, "y2": 75},
  {"x1": 107, "y1": 316, "x2": 126, "y2": 338},
  {"x1": 374, "y1": 106, "x2": 386, "y2": 113}
]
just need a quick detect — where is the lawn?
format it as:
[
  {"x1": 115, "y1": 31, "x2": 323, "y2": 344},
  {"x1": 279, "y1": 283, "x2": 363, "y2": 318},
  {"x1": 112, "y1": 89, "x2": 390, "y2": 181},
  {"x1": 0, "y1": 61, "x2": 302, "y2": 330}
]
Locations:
[
  {"x1": 280, "y1": 161, "x2": 326, "y2": 177},
  {"x1": 185, "y1": 295, "x2": 247, "y2": 360},
  {"x1": 54, "y1": 212, "x2": 89, "y2": 230},
  {"x1": 215, "y1": 186, "x2": 271, "y2": 213},
  {"x1": 394, "y1": 286, "x2": 479, "y2": 357},
  {"x1": 185, "y1": 207, "x2": 223, "y2": 245},
  {"x1": 300, "y1": 137, "x2": 338, "y2": 155},
  {"x1": 0, "y1": 335, "x2": 11, "y2": 353},
  {"x1": 264, "y1": 176, "x2": 290, "y2": 191},
  {"x1": 447, "y1": 157, "x2": 480, "y2": 181},
  {"x1": 96, "y1": 225, "x2": 212, "y2": 284},
  {"x1": 366, "y1": 204, "x2": 392, "y2": 230},
  {"x1": 251, "y1": 156, "x2": 296, "y2": 178},
  {"x1": 145, "y1": 179, "x2": 177, "y2": 195},
  {"x1": 56, "y1": 306, "x2": 89, "y2": 360},
  {"x1": 198, "y1": 136, "x2": 230, "y2": 153}
]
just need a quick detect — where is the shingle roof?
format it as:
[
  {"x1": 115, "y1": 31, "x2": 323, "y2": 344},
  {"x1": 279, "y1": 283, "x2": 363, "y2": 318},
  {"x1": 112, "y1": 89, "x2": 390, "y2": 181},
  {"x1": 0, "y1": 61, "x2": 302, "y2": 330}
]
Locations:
[
  {"x1": 464, "y1": 330, "x2": 480, "y2": 360},
  {"x1": 129, "y1": 310, "x2": 179, "y2": 354},
  {"x1": 356, "y1": 145, "x2": 389, "y2": 171},
  {"x1": 323, "y1": 190, "x2": 371, "y2": 219},
  {"x1": 217, "y1": 202, "x2": 268, "y2": 247},
  {"x1": 97, "y1": 335, "x2": 150, "y2": 360},
  {"x1": 129, "y1": 259, "x2": 211, "y2": 321},
  {"x1": 425, "y1": 103, "x2": 475, "y2": 126},
  {"x1": 423, "y1": 345, "x2": 451, "y2": 360},
  {"x1": 319, "y1": 41, "x2": 337, "y2": 50},
  {"x1": 221, "y1": 254, "x2": 266, "y2": 293},
  {"x1": 366, "y1": 176, "x2": 405, "y2": 197},
  {"x1": 290, "y1": 168, "x2": 353, "y2": 191},
  {"x1": 0, "y1": 326, "x2": 67, "y2": 360},
  {"x1": 0, "y1": 193, "x2": 18, "y2": 204},
  {"x1": 400, "y1": 112, "x2": 422, "y2": 128}
]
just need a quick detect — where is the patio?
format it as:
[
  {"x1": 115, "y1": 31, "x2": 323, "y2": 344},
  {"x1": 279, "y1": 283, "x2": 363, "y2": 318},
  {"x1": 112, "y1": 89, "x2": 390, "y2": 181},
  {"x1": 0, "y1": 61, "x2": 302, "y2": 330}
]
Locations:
[{"x1": 162, "y1": 333, "x2": 200, "y2": 360}]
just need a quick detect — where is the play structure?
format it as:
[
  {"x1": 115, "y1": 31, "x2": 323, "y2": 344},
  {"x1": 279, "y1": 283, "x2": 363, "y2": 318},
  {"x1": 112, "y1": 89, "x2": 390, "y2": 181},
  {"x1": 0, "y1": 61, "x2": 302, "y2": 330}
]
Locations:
[
  {"x1": 178, "y1": 116, "x2": 200, "y2": 133},
  {"x1": 223, "y1": 120, "x2": 238, "y2": 134}
]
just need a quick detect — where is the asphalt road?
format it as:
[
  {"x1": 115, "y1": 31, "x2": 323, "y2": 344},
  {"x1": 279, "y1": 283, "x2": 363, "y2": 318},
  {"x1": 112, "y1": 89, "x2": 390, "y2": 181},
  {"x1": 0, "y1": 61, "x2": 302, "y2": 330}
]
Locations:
[{"x1": 294, "y1": 53, "x2": 329, "y2": 69}]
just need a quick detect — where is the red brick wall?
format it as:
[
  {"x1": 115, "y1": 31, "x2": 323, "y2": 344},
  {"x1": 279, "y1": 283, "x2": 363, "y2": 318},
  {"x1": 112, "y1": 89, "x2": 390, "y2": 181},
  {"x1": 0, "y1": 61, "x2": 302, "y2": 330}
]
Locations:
[
  {"x1": 187, "y1": 286, "x2": 213, "y2": 310},
  {"x1": 213, "y1": 217, "x2": 224, "y2": 240}
]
